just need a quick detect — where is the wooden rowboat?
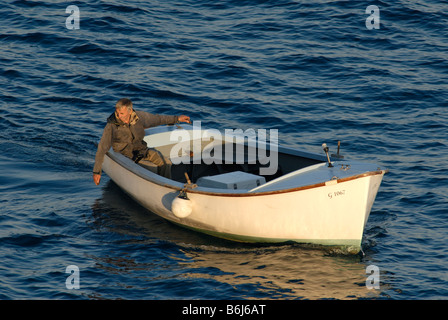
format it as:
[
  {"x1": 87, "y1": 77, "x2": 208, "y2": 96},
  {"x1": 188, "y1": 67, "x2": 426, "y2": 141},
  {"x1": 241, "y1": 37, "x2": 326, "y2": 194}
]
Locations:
[{"x1": 102, "y1": 123, "x2": 387, "y2": 254}]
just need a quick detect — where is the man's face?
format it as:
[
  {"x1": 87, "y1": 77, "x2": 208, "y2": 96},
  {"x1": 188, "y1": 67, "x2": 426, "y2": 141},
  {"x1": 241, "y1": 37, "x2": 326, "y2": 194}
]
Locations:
[{"x1": 116, "y1": 107, "x2": 132, "y2": 124}]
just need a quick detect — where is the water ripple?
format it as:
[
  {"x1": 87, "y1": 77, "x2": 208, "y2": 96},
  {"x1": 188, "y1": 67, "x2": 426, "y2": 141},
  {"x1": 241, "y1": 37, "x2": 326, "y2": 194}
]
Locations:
[{"x1": 0, "y1": 0, "x2": 447, "y2": 300}]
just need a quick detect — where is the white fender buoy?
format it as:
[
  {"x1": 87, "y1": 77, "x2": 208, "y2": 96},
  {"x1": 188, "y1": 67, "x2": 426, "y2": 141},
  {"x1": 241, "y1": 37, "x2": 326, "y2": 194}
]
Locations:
[{"x1": 172, "y1": 195, "x2": 193, "y2": 218}]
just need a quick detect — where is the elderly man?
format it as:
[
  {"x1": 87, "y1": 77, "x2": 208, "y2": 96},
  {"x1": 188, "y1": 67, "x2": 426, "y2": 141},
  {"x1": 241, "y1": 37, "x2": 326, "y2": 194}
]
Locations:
[{"x1": 93, "y1": 98, "x2": 190, "y2": 185}]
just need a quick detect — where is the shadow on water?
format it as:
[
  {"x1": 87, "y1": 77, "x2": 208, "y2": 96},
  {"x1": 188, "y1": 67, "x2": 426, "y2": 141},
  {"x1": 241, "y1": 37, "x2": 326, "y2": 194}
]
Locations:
[{"x1": 87, "y1": 179, "x2": 383, "y2": 299}]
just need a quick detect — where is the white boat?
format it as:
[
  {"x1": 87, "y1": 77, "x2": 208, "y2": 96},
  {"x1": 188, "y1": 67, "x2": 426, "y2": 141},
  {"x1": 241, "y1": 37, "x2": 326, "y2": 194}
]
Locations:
[{"x1": 101, "y1": 123, "x2": 387, "y2": 254}]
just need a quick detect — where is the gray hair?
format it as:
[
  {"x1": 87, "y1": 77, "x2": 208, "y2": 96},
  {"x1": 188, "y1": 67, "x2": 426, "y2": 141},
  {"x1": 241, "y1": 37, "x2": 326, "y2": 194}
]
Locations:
[{"x1": 115, "y1": 98, "x2": 133, "y2": 111}]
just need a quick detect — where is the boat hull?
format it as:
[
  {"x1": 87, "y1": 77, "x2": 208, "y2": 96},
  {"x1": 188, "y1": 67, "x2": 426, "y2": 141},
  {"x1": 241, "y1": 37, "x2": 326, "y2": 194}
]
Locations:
[{"x1": 102, "y1": 150, "x2": 385, "y2": 253}]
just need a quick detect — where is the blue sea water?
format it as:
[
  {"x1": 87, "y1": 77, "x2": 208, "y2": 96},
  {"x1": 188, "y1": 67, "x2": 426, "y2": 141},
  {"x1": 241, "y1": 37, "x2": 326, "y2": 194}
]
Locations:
[{"x1": 0, "y1": 0, "x2": 447, "y2": 300}]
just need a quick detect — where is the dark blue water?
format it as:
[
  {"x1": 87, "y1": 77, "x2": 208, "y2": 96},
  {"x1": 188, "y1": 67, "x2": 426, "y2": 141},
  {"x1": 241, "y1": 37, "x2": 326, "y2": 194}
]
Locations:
[{"x1": 1, "y1": 0, "x2": 447, "y2": 300}]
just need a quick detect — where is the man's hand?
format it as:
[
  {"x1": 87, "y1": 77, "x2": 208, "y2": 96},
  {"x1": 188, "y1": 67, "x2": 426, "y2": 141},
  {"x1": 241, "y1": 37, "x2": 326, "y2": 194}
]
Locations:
[
  {"x1": 178, "y1": 115, "x2": 191, "y2": 123},
  {"x1": 93, "y1": 173, "x2": 101, "y2": 185}
]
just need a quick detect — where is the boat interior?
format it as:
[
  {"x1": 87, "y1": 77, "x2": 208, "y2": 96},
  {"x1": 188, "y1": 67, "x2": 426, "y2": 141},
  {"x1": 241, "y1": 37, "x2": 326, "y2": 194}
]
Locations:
[{"x1": 139, "y1": 131, "x2": 328, "y2": 190}]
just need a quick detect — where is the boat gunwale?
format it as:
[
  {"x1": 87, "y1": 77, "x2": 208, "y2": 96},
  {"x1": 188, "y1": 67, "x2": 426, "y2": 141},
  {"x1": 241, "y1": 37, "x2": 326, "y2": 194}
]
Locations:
[{"x1": 105, "y1": 150, "x2": 388, "y2": 198}]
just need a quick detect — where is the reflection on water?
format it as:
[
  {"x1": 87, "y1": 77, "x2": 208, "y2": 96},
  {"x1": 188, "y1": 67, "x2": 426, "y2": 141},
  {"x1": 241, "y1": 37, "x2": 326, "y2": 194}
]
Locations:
[
  {"x1": 178, "y1": 246, "x2": 379, "y2": 300},
  {"x1": 88, "y1": 180, "x2": 380, "y2": 299}
]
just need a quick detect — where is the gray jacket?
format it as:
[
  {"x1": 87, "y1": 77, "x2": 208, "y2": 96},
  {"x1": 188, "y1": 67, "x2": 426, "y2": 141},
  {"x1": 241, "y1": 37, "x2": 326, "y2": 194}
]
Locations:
[{"x1": 93, "y1": 110, "x2": 178, "y2": 174}]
